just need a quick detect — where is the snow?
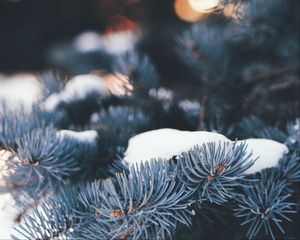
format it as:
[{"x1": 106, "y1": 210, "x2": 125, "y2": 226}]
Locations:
[
  {"x1": 0, "y1": 193, "x2": 16, "y2": 240},
  {"x1": 44, "y1": 74, "x2": 109, "y2": 111},
  {"x1": 63, "y1": 75, "x2": 108, "y2": 101},
  {"x1": 124, "y1": 128, "x2": 289, "y2": 174},
  {"x1": 0, "y1": 74, "x2": 42, "y2": 113},
  {"x1": 74, "y1": 32, "x2": 102, "y2": 53},
  {"x1": 124, "y1": 129, "x2": 230, "y2": 165},
  {"x1": 100, "y1": 31, "x2": 138, "y2": 54},
  {"x1": 0, "y1": 150, "x2": 19, "y2": 240},
  {"x1": 43, "y1": 93, "x2": 61, "y2": 112},
  {"x1": 57, "y1": 130, "x2": 98, "y2": 144},
  {"x1": 238, "y1": 138, "x2": 288, "y2": 175},
  {"x1": 74, "y1": 30, "x2": 138, "y2": 54}
]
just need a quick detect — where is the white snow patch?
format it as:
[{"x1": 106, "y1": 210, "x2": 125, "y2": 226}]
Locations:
[
  {"x1": 238, "y1": 138, "x2": 289, "y2": 175},
  {"x1": 74, "y1": 32, "x2": 102, "y2": 53},
  {"x1": 44, "y1": 74, "x2": 109, "y2": 111},
  {"x1": 57, "y1": 130, "x2": 98, "y2": 144},
  {"x1": 0, "y1": 150, "x2": 19, "y2": 240},
  {"x1": 0, "y1": 74, "x2": 42, "y2": 113},
  {"x1": 0, "y1": 193, "x2": 17, "y2": 240},
  {"x1": 43, "y1": 93, "x2": 61, "y2": 112},
  {"x1": 74, "y1": 30, "x2": 138, "y2": 54},
  {"x1": 100, "y1": 31, "x2": 138, "y2": 54},
  {"x1": 124, "y1": 129, "x2": 289, "y2": 174},
  {"x1": 124, "y1": 129, "x2": 230, "y2": 165},
  {"x1": 63, "y1": 75, "x2": 108, "y2": 101}
]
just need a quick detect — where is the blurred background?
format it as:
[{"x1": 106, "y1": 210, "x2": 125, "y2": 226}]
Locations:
[
  {"x1": 0, "y1": 0, "x2": 299, "y2": 125},
  {"x1": 0, "y1": 0, "x2": 185, "y2": 73}
]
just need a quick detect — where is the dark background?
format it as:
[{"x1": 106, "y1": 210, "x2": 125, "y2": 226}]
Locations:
[
  {"x1": 0, "y1": 0, "x2": 299, "y2": 125},
  {"x1": 0, "y1": 0, "x2": 183, "y2": 72}
]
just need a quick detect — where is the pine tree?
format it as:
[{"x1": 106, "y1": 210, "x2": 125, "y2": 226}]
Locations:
[{"x1": 0, "y1": 0, "x2": 299, "y2": 239}]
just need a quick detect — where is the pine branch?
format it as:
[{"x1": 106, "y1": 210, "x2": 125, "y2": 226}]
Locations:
[
  {"x1": 112, "y1": 50, "x2": 160, "y2": 96},
  {"x1": 178, "y1": 141, "x2": 255, "y2": 204},
  {"x1": 13, "y1": 142, "x2": 256, "y2": 239},
  {"x1": 12, "y1": 187, "x2": 80, "y2": 240},
  {"x1": 278, "y1": 153, "x2": 300, "y2": 183},
  {"x1": 4, "y1": 127, "x2": 80, "y2": 197},
  {"x1": 234, "y1": 171, "x2": 296, "y2": 240}
]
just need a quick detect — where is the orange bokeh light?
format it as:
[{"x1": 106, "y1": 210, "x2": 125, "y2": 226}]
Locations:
[
  {"x1": 174, "y1": 0, "x2": 205, "y2": 22},
  {"x1": 188, "y1": 0, "x2": 219, "y2": 12}
]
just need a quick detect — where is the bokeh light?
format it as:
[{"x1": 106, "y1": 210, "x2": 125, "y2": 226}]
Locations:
[
  {"x1": 174, "y1": 0, "x2": 205, "y2": 22},
  {"x1": 174, "y1": 0, "x2": 220, "y2": 22},
  {"x1": 103, "y1": 73, "x2": 133, "y2": 96},
  {"x1": 188, "y1": 0, "x2": 219, "y2": 12}
]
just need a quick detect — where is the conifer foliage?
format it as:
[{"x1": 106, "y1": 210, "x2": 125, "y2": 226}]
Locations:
[{"x1": 0, "y1": 0, "x2": 299, "y2": 239}]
